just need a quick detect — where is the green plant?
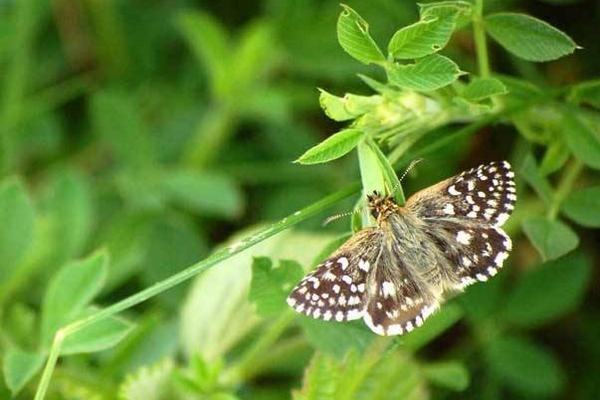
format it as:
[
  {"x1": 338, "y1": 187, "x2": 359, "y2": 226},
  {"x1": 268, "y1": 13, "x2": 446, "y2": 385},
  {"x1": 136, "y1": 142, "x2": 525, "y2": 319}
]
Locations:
[{"x1": 0, "y1": 1, "x2": 598, "y2": 399}]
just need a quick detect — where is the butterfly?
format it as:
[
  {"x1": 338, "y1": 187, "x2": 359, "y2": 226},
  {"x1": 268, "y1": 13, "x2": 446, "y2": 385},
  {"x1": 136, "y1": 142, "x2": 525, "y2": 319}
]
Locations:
[{"x1": 287, "y1": 161, "x2": 516, "y2": 336}]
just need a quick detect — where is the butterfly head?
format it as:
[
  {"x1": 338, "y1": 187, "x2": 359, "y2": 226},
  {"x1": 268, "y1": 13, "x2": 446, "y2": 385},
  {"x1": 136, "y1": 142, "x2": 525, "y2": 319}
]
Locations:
[{"x1": 367, "y1": 191, "x2": 399, "y2": 221}]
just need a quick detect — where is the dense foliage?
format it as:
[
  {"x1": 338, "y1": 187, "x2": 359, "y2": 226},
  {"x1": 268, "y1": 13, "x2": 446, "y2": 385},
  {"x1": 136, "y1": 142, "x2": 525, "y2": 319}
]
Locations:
[{"x1": 0, "y1": 0, "x2": 599, "y2": 399}]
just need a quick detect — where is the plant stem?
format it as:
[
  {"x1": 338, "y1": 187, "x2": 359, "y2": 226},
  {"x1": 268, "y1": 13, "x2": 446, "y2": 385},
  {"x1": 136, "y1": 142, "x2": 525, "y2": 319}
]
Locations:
[
  {"x1": 33, "y1": 183, "x2": 359, "y2": 400},
  {"x1": 547, "y1": 158, "x2": 583, "y2": 219},
  {"x1": 473, "y1": 0, "x2": 490, "y2": 78}
]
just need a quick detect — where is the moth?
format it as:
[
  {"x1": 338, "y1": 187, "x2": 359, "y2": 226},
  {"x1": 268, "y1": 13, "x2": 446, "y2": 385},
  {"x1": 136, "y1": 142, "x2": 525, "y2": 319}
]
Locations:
[{"x1": 287, "y1": 161, "x2": 516, "y2": 335}]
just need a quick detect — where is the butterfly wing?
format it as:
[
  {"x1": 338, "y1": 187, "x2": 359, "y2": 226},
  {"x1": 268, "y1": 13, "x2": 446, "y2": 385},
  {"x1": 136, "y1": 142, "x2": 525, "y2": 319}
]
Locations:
[
  {"x1": 406, "y1": 161, "x2": 515, "y2": 289},
  {"x1": 363, "y1": 240, "x2": 439, "y2": 336},
  {"x1": 287, "y1": 228, "x2": 383, "y2": 322}
]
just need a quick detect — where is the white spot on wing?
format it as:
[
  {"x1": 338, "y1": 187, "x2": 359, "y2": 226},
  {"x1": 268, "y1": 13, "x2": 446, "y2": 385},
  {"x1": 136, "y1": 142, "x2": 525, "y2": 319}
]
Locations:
[{"x1": 456, "y1": 230, "x2": 472, "y2": 245}]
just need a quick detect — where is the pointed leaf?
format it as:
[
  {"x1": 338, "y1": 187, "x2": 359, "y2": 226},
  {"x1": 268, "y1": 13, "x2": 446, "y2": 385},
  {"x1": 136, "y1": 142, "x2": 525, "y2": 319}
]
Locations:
[
  {"x1": 558, "y1": 108, "x2": 600, "y2": 170},
  {"x1": 296, "y1": 129, "x2": 364, "y2": 165},
  {"x1": 461, "y1": 77, "x2": 507, "y2": 102},
  {"x1": 61, "y1": 312, "x2": 134, "y2": 355},
  {"x1": 387, "y1": 54, "x2": 463, "y2": 91},
  {"x1": 388, "y1": 6, "x2": 459, "y2": 59},
  {"x1": 41, "y1": 250, "x2": 108, "y2": 347},
  {"x1": 484, "y1": 13, "x2": 578, "y2": 62},
  {"x1": 522, "y1": 217, "x2": 579, "y2": 261},
  {"x1": 336, "y1": 5, "x2": 385, "y2": 64}
]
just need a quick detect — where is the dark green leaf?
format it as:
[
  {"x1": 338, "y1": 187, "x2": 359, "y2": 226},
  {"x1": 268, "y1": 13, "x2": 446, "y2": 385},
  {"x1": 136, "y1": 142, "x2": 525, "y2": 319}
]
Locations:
[
  {"x1": 40, "y1": 250, "x2": 108, "y2": 347},
  {"x1": 502, "y1": 251, "x2": 591, "y2": 328},
  {"x1": 2, "y1": 348, "x2": 44, "y2": 394},
  {"x1": 522, "y1": 217, "x2": 579, "y2": 261},
  {"x1": 401, "y1": 303, "x2": 462, "y2": 351},
  {"x1": 296, "y1": 129, "x2": 364, "y2": 165},
  {"x1": 461, "y1": 78, "x2": 507, "y2": 102},
  {"x1": 539, "y1": 141, "x2": 570, "y2": 175},
  {"x1": 249, "y1": 257, "x2": 304, "y2": 316},
  {"x1": 422, "y1": 360, "x2": 469, "y2": 391},
  {"x1": 388, "y1": 6, "x2": 459, "y2": 59},
  {"x1": 558, "y1": 108, "x2": 600, "y2": 170},
  {"x1": 484, "y1": 13, "x2": 579, "y2": 62},
  {"x1": 336, "y1": 5, "x2": 385, "y2": 64},
  {"x1": 0, "y1": 178, "x2": 35, "y2": 284},
  {"x1": 387, "y1": 54, "x2": 463, "y2": 91},
  {"x1": 485, "y1": 335, "x2": 565, "y2": 396},
  {"x1": 562, "y1": 186, "x2": 600, "y2": 227},
  {"x1": 299, "y1": 319, "x2": 373, "y2": 358},
  {"x1": 518, "y1": 152, "x2": 553, "y2": 206}
]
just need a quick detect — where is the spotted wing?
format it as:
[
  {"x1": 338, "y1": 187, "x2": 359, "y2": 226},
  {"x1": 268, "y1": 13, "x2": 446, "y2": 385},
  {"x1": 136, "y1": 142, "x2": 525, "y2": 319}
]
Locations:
[
  {"x1": 363, "y1": 241, "x2": 439, "y2": 336},
  {"x1": 423, "y1": 219, "x2": 512, "y2": 289},
  {"x1": 287, "y1": 228, "x2": 383, "y2": 322},
  {"x1": 406, "y1": 161, "x2": 516, "y2": 227}
]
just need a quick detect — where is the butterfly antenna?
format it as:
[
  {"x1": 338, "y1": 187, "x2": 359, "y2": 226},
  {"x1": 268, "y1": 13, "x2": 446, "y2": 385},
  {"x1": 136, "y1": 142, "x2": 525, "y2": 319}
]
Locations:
[
  {"x1": 389, "y1": 158, "x2": 424, "y2": 195},
  {"x1": 322, "y1": 208, "x2": 363, "y2": 226}
]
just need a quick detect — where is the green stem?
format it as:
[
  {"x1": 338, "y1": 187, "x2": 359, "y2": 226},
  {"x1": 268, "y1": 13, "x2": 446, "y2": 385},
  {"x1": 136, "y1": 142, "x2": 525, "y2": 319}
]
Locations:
[
  {"x1": 33, "y1": 183, "x2": 359, "y2": 400},
  {"x1": 225, "y1": 311, "x2": 296, "y2": 384},
  {"x1": 473, "y1": 0, "x2": 490, "y2": 78},
  {"x1": 547, "y1": 158, "x2": 583, "y2": 219}
]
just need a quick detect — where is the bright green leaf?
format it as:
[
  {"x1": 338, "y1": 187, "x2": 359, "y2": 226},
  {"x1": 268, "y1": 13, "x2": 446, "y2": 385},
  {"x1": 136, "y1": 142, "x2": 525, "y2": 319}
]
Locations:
[
  {"x1": 318, "y1": 89, "x2": 382, "y2": 122},
  {"x1": 561, "y1": 186, "x2": 600, "y2": 227},
  {"x1": 484, "y1": 13, "x2": 579, "y2": 62},
  {"x1": 2, "y1": 348, "x2": 44, "y2": 395},
  {"x1": 357, "y1": 140, "x2": 386, "y2": 199},
  {"x1": 160, "y1": 169, "x2": 244, "y2": 218},
  {"x1": 0, "y1": 178, "x2": 35, "y2": 284},
  {"x1": 522, "y1": 217, "x2": 579, "y2": 261},
  {"x1": 119, "y1": 359, "x2": 175, "y2": 400},
  {"x1": 539, "y1": 141, "x2": 570, "y2": 175},
  {"x1": 336, "y1": 4, "x2": 385, "y2": 64},
  {"x1": 388, "y1": 7, "x2": 459, "y2": 59},
  {"x1": 568, "y1": 79, "x2": 600, "y2": 109},
  {"x1": 461, "y1": 78, "x2": 507, "y2": 101},
  {"x1": 558, "y1": 108, "x2": 600, "y2": 170},
  {"x1": 296, "y1": 129, "x2": 364, "y2": 165},
  {"x1": 502, "y1": 251, "x2": 591, "y2": 328},
  {"x1": 485, "y1": 335, "x2": 565, "y2": 396},
  {"x1": 61, "y1": 311, "x2": 134, "y2": 355},
  {"x1": 387, "y1": 54, "x2": 463, "y2": 91},
  {"x1": 249, "y1": 257, "x2": 304, "y2": 316},
  {"x1": 41, "y1": 250, "x2": 108, "y2": 347},
  {"x1": 422, "y1": 360, "x2": 469, "y2": 391}
]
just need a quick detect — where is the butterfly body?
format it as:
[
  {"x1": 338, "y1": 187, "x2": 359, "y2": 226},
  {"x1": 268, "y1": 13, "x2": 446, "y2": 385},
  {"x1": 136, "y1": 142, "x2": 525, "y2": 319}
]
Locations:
[{"x1": 288, "y1": 161, "x2": 516, "y2": 336}]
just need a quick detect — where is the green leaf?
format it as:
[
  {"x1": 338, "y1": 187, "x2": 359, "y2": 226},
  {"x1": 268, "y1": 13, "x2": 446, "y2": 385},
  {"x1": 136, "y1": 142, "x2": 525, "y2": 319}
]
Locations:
[
  {"x1": 176, "y1": 11, "x2": 231, "y2": 98},
  {"x1": 401, "y1": 303, "x2": 463, "y2": 351},
  {"x1": 299, "y1": 319, "x2": 373, "y2": 358},
  {"x1": 461, "y1": 78, "x2": 507, "y2": 102},
  {"x1": 90, "y1": 90, "x2": 155, "y2": 169},
  {"x1": 62, "y1": 311, "x2": 134, "y2": 355},
  {"x1": 387, "y1": 54, "x2": 463, "y2": 91},
  {"x1": 160, "y1": 169, "x2": 244, "y2": 218},
  {"x1": 558, "y1": 108, "x2": 600, "y2": 170},
  {"x1": 562, "y1": 186, "x2": 600, "y2": 227},
  {"x1": 502, "y1": 251, "x2": 591, "y2": 328},
  {"x1": 249, "y1": 257, "x2": 304, "y2": 316},
  {"x1": 485, "y1": 335, "x2": 565, "y2": 396},
  {"x1": 539, "y1": 141, "x2": 570, "y2": 175},
  {"x1": 292, "y1": 353, "x2": 338, "y2": 400},
  {"x1": 318, "y1": 89, "x2": 382, "y2": 122},
  {"x1": 0, "y1": 178, "x2": 35, "y2": 284},
  {"x1": 484, "y1": 13, "x2": 579, "y2": 62},
  {"x1": 518, "y1": 152, "x2": 553, "y2": 206},
  {"x1": 388, "y1": 6, "x2": 459, "y2": 59},
  {"x1": 357, "y1": 140, "x2": 386, "y2": 199},
  {"x1": 336, "y1": 4, "x2": 385, "y2": 64},
  {"x1": 2, "y1": 348, "x2": 44, "y2": 395},
  {"x1": 522, "y1": 217, "x2": 579, "y2": 261},
  {"x1": 422, "y1": 360, "x2": 469, "y2": 391},
  {"x1": 366, "y1": 140, "x2": 404, "y2": 204},
  {"x1": 40, "y1": 250, "x2": 108, "y2": 347},
  {"x1": 568, "y1": 79, "x2": 600, "y2": 109},
  {"x1": 296, "y1": 129, "x2": 364, "y2": 165}
]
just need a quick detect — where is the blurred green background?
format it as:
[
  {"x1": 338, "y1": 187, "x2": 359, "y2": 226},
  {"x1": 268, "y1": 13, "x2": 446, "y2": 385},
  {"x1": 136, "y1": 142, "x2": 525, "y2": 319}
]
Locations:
[{"x1": 0, "y1": 0, "x2": 599, "y2": 399}]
